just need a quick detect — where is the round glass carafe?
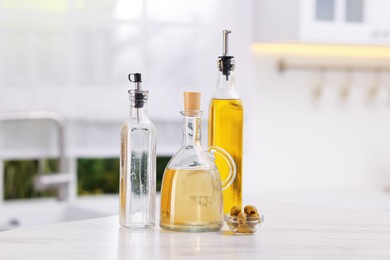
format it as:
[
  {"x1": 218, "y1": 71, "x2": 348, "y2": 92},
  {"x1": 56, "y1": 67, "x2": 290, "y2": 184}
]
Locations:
[{"x1": 160, "y1": 110, "x2": 235, "y2": 232}]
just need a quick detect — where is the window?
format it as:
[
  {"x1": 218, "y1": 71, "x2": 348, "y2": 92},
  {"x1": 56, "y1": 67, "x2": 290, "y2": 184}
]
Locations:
[
  {"x1": 345, "y1": 0, "x2": 364, "y2": 23},
  {"x1": 315, "y1": 0, "x2": 335, "y2": 21},
  {"x1": 0, "y1": 0, "x2": 217, "y2": 89}
]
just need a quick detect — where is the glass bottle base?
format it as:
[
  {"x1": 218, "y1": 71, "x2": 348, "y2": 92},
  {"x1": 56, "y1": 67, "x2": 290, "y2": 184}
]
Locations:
[
  {"x1": 160, "y1": 221, "x2": 222, "y2": 232},
  {"x1": 120, "y1": 223, "x2": 154, "y2": 229}
]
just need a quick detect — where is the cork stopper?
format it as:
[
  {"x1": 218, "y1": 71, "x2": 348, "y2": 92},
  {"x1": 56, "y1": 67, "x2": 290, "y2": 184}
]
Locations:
[{"x1": 184, "y1": 92, "x2": 201, "y2": 111}]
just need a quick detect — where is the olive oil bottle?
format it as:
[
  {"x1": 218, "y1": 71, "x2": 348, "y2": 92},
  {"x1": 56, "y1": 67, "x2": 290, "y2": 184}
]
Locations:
[
  {"x1": 208, "y1": 30, "x2": 243, "y2": 213},
  {"x1": 160, "y1": 92, "x2": 237, "y2": 232}
]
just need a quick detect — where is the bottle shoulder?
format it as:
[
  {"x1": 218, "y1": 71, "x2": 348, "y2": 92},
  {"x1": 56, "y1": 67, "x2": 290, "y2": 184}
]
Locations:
[
  {"x1": 213, "y1": 88, "x2": 240, "y2": 99},
  {"x1": 121, "y1": 121, "x2": 157, "y2": 137},
  {"x1": 167, "y1": 145, "x2": 216, "y2": 170},
  {"x1": 209, "y1": 98, "x2": 243, "y2": 110},
  {"x1": 122, "y1": 118, "x2": 156, "y2": 128}
]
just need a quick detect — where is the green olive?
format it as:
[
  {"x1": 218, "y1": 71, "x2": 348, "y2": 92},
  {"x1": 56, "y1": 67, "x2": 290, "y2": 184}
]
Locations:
[
  {"x1": 244, "y1": 205, "x2": 258, "y2": 216},
  {"x1": 249, "y1": 212, "x2": 260, "y2": 219},
  {"x1": 230, "y1": 205, "x2": 242, "y2": 216},
  {"x1": 237, "y1": 211, "x2": 247, "y2": 225}
]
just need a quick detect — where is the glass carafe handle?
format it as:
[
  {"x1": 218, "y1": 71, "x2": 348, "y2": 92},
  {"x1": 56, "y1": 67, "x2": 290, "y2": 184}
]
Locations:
[{"x1": 207, "y1": 146, "x2": 236, "y2": 191}]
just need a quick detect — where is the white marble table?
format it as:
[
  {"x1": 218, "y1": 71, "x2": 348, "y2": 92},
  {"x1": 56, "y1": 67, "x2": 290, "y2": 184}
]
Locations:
[{"x1": 0, "y1": 201, "x2": 390, "y2": 259}]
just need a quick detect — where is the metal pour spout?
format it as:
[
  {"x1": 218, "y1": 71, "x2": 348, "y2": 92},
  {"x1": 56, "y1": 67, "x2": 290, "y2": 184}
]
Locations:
[
  {"x1": 128, "y1": 73, "x2": 142, "y2": 90},
  {"x1": 218, "y1": 30, "x2": 234, "y2": 80},
  {"x1": 222, "y1": 30, "x2": 231, "y2": 56}
]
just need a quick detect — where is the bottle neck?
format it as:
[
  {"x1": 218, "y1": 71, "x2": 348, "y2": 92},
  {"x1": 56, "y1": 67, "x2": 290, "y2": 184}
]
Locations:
[
  {"x1": 215, "y1": 70, "x2": 240, "y2": 99},
  {"x1": 181, "y1": 111, "x2": 202, "y2": 148},
  {"x1": 129, "y1": 102, "x2": 149, "y2": 122}
]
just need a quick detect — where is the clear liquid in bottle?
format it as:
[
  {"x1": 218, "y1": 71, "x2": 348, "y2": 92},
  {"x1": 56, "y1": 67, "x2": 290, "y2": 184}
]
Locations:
[{"x1": 119, "y1": 73, "x2": 156, "y2": 229}]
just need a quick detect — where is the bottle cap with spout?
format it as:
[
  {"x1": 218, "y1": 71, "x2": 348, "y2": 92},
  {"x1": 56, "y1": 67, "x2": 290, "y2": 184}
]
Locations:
[
  {"x1": 218, "y1": 30, "x2": 235, "y2": 80},
  {"x1": 128, "y1": 73, "x2": 148, "y2": 108}
]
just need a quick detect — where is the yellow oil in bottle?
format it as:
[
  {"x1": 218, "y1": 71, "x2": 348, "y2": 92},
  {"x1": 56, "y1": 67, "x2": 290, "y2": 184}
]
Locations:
[
  {"x1": 160, "y1": 168, "x2": 223, "y2": 231},
  {"x1": 208, "y1": 98, "x2": 243, "y2": 213}
]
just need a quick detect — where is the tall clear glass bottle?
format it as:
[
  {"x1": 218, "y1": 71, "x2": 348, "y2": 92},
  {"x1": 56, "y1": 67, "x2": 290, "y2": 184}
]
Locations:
[
  {"x1": 120, "y1": 73, "x2": 156, "y2": 228},
  {"x1": 208, "y1": 30, "x2": 243, "y2": 214}
]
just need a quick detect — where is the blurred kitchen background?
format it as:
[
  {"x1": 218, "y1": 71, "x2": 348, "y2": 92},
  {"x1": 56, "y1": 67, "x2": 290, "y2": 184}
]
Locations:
[{"x1": 1, "y1": 0, "x2": 390, "y2": 230}]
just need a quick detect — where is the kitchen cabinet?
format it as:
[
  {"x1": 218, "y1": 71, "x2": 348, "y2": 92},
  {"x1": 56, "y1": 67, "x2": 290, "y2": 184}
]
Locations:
[{"x1": 255, "y1": 0, "x2": 390, "y2": 45}]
